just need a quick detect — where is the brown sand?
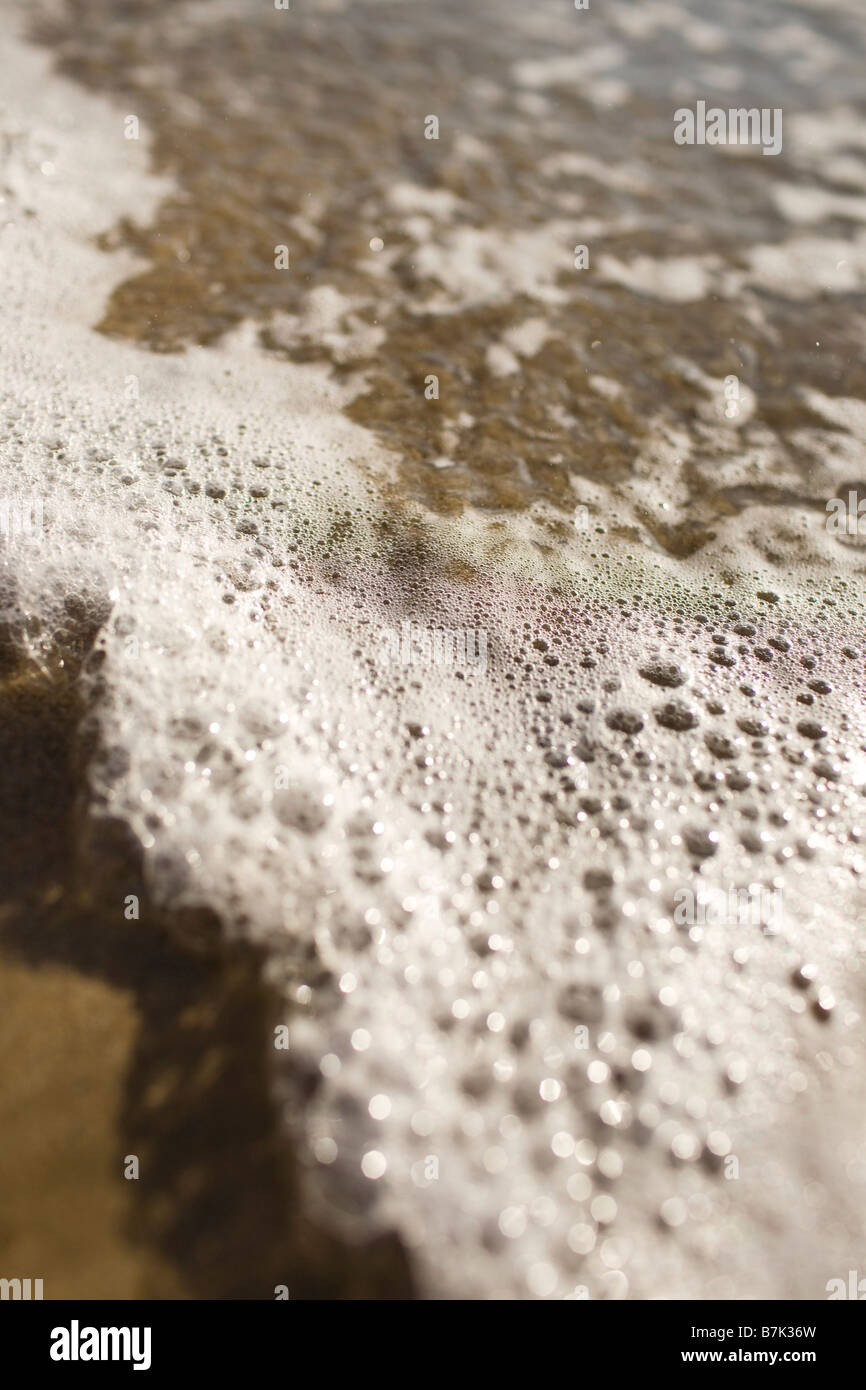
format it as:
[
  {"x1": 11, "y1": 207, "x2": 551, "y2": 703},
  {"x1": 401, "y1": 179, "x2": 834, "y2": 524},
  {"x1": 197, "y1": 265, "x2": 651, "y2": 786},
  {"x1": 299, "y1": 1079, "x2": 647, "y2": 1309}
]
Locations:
[{"x1": 0, "y1": 623, "x2": 412, "y2": 1298}]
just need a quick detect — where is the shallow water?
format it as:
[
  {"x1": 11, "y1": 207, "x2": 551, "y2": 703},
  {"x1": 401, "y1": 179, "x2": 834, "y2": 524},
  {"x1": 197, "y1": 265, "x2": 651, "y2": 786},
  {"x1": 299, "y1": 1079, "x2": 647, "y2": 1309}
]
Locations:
[
  {"x1": 32, "y1": 0, "x2": 866, "y2": 525},
  {"x1": 2, "y1": 0, "x2": 866, "y2": 1301}
]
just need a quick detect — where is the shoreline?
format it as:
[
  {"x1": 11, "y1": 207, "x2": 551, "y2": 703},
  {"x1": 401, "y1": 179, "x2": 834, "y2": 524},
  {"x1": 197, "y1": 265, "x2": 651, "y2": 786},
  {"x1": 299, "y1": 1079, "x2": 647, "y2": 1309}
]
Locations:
[{"x1": 3, "y1": 0, "x2": 866, "y2": 1299}]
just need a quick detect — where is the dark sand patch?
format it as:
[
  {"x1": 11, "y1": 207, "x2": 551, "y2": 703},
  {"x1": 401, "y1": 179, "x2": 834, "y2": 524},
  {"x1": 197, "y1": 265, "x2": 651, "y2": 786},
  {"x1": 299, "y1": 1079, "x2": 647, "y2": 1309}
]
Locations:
[{"x1": 0, "y1": 615, "x2": 413, "y2": 1298}]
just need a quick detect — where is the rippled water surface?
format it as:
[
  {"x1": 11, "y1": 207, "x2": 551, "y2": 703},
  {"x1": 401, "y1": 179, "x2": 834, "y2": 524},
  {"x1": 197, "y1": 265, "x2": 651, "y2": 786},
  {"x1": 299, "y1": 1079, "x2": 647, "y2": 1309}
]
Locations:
[{"x1": 33, "y1": 0, "x2": 866, "y2": 530}]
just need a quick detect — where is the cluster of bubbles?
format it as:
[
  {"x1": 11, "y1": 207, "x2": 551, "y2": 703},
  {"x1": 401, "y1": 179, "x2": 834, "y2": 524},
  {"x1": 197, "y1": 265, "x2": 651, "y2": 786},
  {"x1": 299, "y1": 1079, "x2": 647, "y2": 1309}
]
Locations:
[{"x1": 5, "y1": 369, "x2": 866, "y2": 1296}]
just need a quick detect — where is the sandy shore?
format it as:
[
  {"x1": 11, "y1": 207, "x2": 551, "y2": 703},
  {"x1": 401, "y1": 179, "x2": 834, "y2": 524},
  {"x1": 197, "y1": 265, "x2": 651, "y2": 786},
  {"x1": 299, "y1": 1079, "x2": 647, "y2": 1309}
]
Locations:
[{"x1": 3, "y1": 0, "x2": 866, "y2": 1300}]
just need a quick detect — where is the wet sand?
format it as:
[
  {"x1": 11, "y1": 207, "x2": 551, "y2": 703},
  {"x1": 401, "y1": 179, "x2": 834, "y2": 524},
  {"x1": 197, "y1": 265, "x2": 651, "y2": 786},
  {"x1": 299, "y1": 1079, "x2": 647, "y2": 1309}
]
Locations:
[{"x1": 0, "y1": 632, "x2": 412, "y2": 1297}]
